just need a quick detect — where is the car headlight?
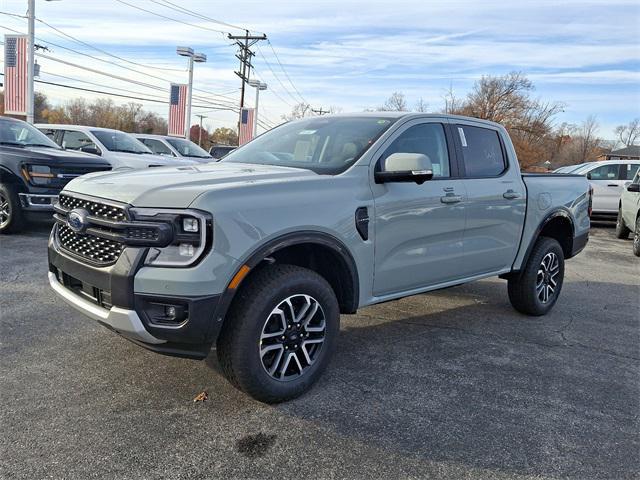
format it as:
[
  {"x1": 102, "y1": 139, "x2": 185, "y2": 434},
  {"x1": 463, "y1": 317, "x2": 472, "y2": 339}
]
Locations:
[
  {"x1": 21, "y1": 164, "x2": 55, "y2": 185},
  {"x1": 129, "y1": 208, "x2": 212, "y2": 267}
]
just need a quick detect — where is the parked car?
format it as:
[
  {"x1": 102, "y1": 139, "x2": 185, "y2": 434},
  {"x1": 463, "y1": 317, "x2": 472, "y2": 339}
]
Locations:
[
  {"x1": 553, "y1": 163, "x2": 587, "y2": 173},
  {"x1": 616, "y1": 169, "x2": 640, "y2": 256},
  {"x1": 48, "y1": 113, "x2": 591, "y2": 403},
  {"x1": 36, "y1": 125, "x2": 198, "y2": 169},
  {"x1": 570, "y1": 160, "x2": 640, "y2": 220},
  {"x1": 134, "y1": 134, "x2": 213, "y2": 163},
  {"x1": 0, "y1": 117, "x2": 111, "y2": 233},
  {"x1": 209, "y1": 144, "x2": 236, "y2": 160}
]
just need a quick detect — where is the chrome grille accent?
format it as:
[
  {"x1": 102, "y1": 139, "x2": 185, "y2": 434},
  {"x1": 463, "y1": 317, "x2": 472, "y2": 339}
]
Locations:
[
  {"x1": 58, "y1": 224, "x2": 124, "y2": 265},
  {"x1": 58, "y1": 194, "x2": 126, "y2": 221}
]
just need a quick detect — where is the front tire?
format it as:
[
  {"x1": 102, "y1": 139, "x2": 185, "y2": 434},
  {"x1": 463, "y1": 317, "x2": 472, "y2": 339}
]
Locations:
[
  {"x1": 633, "y1": 217, "x2": 640, "y2": 257},
  {"x1": 0, "y1": 183, "x2": 25, "y2": 234},
  {"x1": 615, "y1": 207, "x2": 631, "y2": 239},
  {"x1": 508, "y1": 237, "x2": 565, "y2": 316},
  {"x1": 216, "y1": 264, "x2": 340, "y2": 403}
]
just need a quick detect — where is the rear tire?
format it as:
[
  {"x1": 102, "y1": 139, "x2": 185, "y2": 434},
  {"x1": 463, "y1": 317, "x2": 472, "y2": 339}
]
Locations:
[
  {"x1": 615, "y1": 207, "x2": 631, "y2": 239},
  {"x1": 216, "y1": 264, "x2": 340, "y2": 403},
  {"x1": 633, "y1": 217, "x2": 640, "y2": 257},
  {"x1": 508, "y1": 237, "x2": 565, "y2": 316},
  {"x1": 0, "y1": 183, "x2": 25, "y2": 234}
]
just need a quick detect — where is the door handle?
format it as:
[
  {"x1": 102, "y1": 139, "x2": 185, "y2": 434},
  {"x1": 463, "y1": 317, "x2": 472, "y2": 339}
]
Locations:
[
  {"x1": 440, "y1": 194, "x2": 462, "y2": 204},
  {"x1": 607, "y1": 184, "x2": 618, "y2": 187},
  {"x1": 503, "y1": 190, "x2": 521, "y2": 200}
]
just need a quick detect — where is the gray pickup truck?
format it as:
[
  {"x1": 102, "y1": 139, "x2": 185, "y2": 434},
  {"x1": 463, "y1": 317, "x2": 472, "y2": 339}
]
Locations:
[{"x1": 48, "y1": 113, "x2": 591, "y2": 403}]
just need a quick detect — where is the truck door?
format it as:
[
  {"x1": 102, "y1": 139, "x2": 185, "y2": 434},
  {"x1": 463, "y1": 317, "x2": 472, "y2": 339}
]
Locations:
[
  {"x1": 371, "y1": 119, "x2": 467, "y2": 296},
  {"x1": 453, "y1": 122, "x2": 526, "y2": 276}
]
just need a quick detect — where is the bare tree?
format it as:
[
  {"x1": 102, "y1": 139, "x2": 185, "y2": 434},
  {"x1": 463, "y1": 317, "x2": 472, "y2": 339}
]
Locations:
[
  {"x1": 442, "y1": 84, "x2": 461, "y2": 115},
  {"x1": 614, "y1": 118, "x2": 640, "y2": 147},
  {"x1": 414, "y1": 97, "x2": 428, "y2": 112},
  {"x1": 281, "y1": 102, "x2": 314, "y2": 121},
  {"x1": 378, "y1": 92, "x2": 408, "y2": 112},
  {"x1": 576, "y1": 115, "x2": 603, "y2": 163}
]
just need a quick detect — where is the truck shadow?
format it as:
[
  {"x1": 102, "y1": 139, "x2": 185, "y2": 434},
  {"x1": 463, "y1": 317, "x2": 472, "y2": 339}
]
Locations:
[{"x1": 259, "y1": 280, "x2": 639, "y2": 479}]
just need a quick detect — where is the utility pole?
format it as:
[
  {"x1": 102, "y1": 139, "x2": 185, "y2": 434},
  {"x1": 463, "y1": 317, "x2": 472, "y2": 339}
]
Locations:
[
  {"x1": 196, "y1": 114, "x2": 207, "y2": 146},
  {"x1": 26, "y1": 0, "x2": 35, "y2": 123},
  {"x1": 228, "y1": 31, "x2": 267, "y2": 127},
  {"x1": 312, "y1": 107, "x2": 329, "y2": 116}
]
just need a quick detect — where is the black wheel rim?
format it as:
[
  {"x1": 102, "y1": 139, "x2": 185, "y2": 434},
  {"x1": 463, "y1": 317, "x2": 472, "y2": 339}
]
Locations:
[
  {"x1": 259, "y1": 294, "x2": 326, "y2": 382},
  {"x1": 635, "y1": 220, "x2": 640, "y2": 250},
  {"x1": 0, "y1": 191, "x2": 10, "y2": 229},
  {"x1": 536, "y1": 252, "x2": 560, "y2": 304}
]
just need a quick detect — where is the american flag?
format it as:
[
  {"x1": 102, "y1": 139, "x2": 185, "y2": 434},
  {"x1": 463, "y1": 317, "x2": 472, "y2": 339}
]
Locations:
[
  {"x1": 3, "y1": 35, "x2": 28, "y2": 115},
  {"x1": 238, "y1": 107, "x2": 255, "y2": 145},
  {"x1": 168, "y1": 83, "x2": 187, "y2": 137}
]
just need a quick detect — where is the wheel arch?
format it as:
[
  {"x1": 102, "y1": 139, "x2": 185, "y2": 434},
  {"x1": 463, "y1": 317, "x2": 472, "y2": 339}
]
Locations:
[{"x1": 214, "y1": 231, "x2": 360, "y2": 334}]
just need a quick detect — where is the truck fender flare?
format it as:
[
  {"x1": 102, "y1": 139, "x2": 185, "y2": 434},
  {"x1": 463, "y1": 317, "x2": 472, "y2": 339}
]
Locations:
[
  {"x1": 510, "y1": 208, "x2": 575, "y2": 276},
  {"x1": 212, "y1": 231, "x2": 360, "y2": 330},
  {"x1": 0, "y1": 165, "x2": 25, "y2": 189}
]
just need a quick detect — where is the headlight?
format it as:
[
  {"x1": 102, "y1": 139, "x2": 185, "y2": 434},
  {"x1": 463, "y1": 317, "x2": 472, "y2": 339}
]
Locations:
[
  {"x1": 21, "y1": 164, "x2": 55, "y2": 185},
  {"x1": 130, "y1": 208, "x2": 212, "y2": 267}
]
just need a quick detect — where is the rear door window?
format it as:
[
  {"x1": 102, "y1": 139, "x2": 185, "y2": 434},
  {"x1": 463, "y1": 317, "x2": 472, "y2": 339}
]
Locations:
[
  {"x1": 62, "y1": 130, "x2": 97, "y2": 151},
  {"x1": 621, "y1": 163, "x2": 640, "y2": 181},
  {"x1": 141, "y1": 139, "x2": 174, "y2": 156},
  {"x1": 457, "y1": 125, "x2": 507, "y2": 177}
]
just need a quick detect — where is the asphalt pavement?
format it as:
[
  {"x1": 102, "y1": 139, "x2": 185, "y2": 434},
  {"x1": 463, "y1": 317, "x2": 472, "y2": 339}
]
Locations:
[{"x1": 1, "y1": 219, "x2": 638, "y2": 479}]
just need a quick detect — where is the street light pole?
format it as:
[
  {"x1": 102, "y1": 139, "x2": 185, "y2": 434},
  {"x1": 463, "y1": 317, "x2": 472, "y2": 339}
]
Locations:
[
  {"x1": 177, "y1": 47, "x2": 206, "y2": 140},
  {"x1": 248, "y1": 80, "x2": 267, "y2": 137},
  {"x1": 26, "y1": 0, "x2": 35, "y2": 123}
]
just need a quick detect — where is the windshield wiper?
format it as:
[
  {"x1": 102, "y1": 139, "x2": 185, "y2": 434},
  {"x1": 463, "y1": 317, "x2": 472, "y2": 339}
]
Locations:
[
  {"x1": 29, "y1": 144, "x2": 59, "y2": 148},
  {"x1": 112, "y1": 149, "x2": 145, "y2": 154},
  {"x1": 0, "y1": 141, "x2": 25, "y2": 147}
]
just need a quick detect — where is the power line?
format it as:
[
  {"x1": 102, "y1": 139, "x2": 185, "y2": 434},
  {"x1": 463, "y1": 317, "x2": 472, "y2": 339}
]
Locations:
[
  {"x1": 148, "y1": 0, "x2": 248, "y2": 32},
  {"x1": 113, "y1": 0, "x2": 229, "y2": 36},
  {"x1": 255, "y1": 46, "x2": 299, "y2": 106},
  {"x1": 266, "y1": 40, "x2": 307, "y2": 104}
]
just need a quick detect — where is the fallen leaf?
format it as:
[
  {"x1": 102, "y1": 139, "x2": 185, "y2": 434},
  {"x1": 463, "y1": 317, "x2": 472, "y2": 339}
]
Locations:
[{"x1": 193, "y1": 391, "x2": 208, "y2": 402}]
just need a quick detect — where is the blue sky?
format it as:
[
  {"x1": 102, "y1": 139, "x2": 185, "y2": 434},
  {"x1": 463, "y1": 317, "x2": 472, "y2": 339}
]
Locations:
[{"x1": 1, "y1": 0, "x2": 639, "y2": 138}]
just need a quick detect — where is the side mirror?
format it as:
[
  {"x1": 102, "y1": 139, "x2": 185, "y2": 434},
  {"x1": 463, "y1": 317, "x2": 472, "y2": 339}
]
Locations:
[
  {"x1": 586, "y1": 172, "x2": 592, "y2": 180},
  {"x1": 375, "y1": 153, "x2": 434, "y2": 185},
  {"x1": 80, "y1": 145, "x2": 100, "y2": 156},
  {"x1": 627, "y1": 183, "x2": 640, "y2": 192}
]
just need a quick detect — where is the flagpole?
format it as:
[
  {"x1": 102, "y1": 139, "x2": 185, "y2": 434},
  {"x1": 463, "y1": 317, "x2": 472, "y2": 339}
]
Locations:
[{"x1": 26, "y1": 0, "x2": 35, "y2": 123}]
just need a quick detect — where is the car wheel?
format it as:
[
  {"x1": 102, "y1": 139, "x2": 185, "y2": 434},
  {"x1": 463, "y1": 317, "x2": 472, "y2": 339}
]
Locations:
[
  {"x1": 216, "y1": 264, "x2": 340, "y2": 403},
  {"x1": 508, "y1": 237, "x2": 565, "y2": 316},
  {"x1": 634, "y1": 217, "x2": 640, "y2": 257},
  {"x1": 615, "y1": 207, "x2": 631, "y2": 239},
  {"x1": 0, "y1": 184, "x2": 25, "y2": 234}
]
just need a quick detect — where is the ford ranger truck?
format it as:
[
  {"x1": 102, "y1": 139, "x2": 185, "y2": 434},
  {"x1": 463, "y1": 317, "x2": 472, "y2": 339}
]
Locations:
[{"x1": 48, "y1": 113, "x2": 591, "y2": 403}]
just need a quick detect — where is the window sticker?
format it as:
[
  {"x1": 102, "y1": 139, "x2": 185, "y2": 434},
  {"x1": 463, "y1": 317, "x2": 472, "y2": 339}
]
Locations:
[
  {"x1": 298, "y1": 130, "x2": 316, "y2": 135},
  {"x1": 458, "y1": 127, "x2": 468, "y2": 147}
]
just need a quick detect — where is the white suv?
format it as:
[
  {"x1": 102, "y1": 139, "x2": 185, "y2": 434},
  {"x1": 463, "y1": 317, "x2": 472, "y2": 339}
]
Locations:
[
  {"x1": 37, "y1": 125, "x2": 198, "y2": 170},
  {"x1": 616, "y1": 170, "x2": 640, "y2": 256},
  {"x1": 571, "y1": 160, "x2": 640, "y2": 219}
]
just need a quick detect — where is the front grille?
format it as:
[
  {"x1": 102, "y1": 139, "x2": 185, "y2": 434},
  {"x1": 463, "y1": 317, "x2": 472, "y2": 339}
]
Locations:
[
  {"x1": 59, "y1": 194, "x2": 127, "y2": 221},
  {"x1": 58, "y1": 224, "x2": 124, "y2": 265}
]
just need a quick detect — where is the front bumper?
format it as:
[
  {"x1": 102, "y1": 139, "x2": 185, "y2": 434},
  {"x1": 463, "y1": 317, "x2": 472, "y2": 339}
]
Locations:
[
  {"x1": 48, "y1": 225, "x2": 223, "y2": 359},
  {"x1": 19, "y1": 193, "x2": 58, "y2": 211}
]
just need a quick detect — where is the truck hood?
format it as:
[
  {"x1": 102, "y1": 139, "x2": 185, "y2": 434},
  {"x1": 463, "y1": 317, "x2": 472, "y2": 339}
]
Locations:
[
  {"x1": 106, "y1": 151, "x2": 197, "y2": 169},
  {"x1": 63, "y1": 162, "x2": 317, "y2": 207}
]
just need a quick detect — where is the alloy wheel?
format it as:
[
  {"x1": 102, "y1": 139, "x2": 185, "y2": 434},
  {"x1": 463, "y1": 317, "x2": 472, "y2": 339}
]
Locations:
[
  {"x1": 536, "y1": 252, "x2": 560, "y2": 304},
  {"x1": 0, "y1": 192, "x2": 10, "y2": 229},
  {"x1": 259, "y1": 294, "x2": 326, "y2": 381}
]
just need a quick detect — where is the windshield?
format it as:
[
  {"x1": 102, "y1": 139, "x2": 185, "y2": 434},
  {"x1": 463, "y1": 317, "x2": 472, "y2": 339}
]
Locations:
[
  {"x1": 165, "y1": 137, "x2": 211, "y2": 158},
  {"x1": 91, "y1": 130, "x2": 152, "y2": 154},
  {"x1": 222, "y1": 116, "x2": 397, "y2": 174},
  {"x1": 0, "y1": 118, "x2": 60, "y2": 148}
]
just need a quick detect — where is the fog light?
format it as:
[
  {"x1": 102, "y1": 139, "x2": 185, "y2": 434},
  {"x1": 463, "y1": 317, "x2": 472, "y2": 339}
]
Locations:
[
  {"x1": 182, "y1": 217, "x2": 199, "y2": 232},
  {"x1": 165, "y1": 305, "x2": 177, "y2": 319}
]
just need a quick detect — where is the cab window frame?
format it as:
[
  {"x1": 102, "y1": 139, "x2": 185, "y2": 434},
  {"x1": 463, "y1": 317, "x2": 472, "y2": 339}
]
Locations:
[{"x1": 453, "y1": 123, "x2": 510, "y2": 179}]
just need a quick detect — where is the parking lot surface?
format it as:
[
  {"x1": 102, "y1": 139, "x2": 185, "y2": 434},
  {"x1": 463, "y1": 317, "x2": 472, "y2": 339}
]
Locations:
[{"x1": 1, "y1": 220, "x2": 638, "y2": 480}]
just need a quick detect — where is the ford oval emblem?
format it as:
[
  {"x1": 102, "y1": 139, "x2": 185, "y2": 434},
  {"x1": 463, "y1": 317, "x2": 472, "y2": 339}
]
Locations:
[{"x1": 67, "y1": 208, "x2": 89, "y2": 233}]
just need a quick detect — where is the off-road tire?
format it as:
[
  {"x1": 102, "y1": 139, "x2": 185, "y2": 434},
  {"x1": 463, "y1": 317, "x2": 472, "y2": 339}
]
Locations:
[
  {"x1": 615, "y1": 207, "x2": 631, "y2": 239},
  {"x1": 0, "y1": 183, "x2": 25, "y2": 234},
  {"x1": 216, "y1": 264, "x2": 340, "y2": 403},
  {"x1": 508, "y1": 237, "x2": 565, "y2": 316}
]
